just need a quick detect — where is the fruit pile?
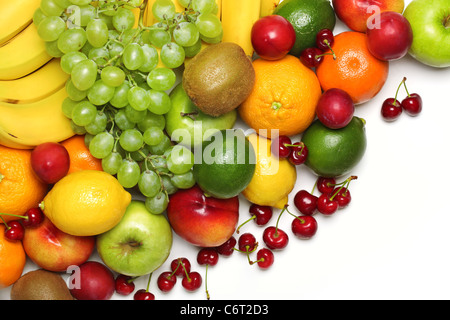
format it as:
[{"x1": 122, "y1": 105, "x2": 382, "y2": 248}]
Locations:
[{"x1": 0, "y1": 0, "x2": 449, "y2": 300}]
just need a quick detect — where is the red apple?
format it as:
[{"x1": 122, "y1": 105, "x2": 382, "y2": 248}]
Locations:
[
  {"x1": 69, "y1": 261, "x2": 115, "y2": 300},
  {"x1": 167, "y1": 185, "x2": 239, "y2": 247},
  {"x1": 332, "y1": 0, "x2": 405, "y2": 32},
  {"x1": 22, "y1": 216, "x2": 95, "y2": 272},
  {"x1": 31, "y1": 142, "x2": 70, "y2": 184}
]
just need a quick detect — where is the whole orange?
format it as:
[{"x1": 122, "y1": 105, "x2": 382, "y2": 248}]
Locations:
[
  {"x1": 0, "y1": 224, "x2": 26, "y2": 288},
  {"x1": 0, "y1": 145, "x2": 48, "y2": 223},
  {"x1": 238, "y1": 54, "x2": 322, "y2": 138},
  {"x1": 60, "y1": 135, "x2": 103, "y2": 174},
  {"x1": 316, "y1": 31, "x2": 389, "y2": 105}
]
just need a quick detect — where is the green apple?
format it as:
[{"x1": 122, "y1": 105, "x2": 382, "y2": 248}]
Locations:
[
  {"x1": 403, "y1": 0, "x2": 450, "y2": 68},
  {"x1": 166, "y1": 83, "x2": 237, "y2": 148},
  {"x1": 96, "y1": 200, "x2": 172, "y2": 277}
]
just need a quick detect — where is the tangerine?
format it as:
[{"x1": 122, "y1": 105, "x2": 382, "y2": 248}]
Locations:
[
  {"x1": 316, "y1": 31, "x2": 389, "y2": 105},
  {"x1": 239, "y1": 55, "x2": 322, "y2": 139},
  {"x1": 0, "y1": 224, "x2": 26, "y2": 288},
  {"x1": 60, "y1": 135, "x2": 103, "y2": 174}
]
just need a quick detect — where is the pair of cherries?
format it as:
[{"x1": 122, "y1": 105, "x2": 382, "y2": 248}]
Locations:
[
  {"x1": 272, "y1": 135, "x2": 308, "y2": 165},
  {"x1": 1, "y1": 207, "x2": 44, "y2": 241},
  {"x1": 382, "y1": 77, "x2": 423, "y2": 121},
  {"x1": 300, "y1": 28, "x2": 336, "y2": 68}
]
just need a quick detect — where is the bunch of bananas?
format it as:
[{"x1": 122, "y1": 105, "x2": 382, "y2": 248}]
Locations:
[{"x1": 0, "y1": 0, "x2": 74, "y2": 149}]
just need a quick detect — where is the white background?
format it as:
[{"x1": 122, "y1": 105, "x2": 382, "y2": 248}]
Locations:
[{"x1": 2, "y1": 0, "x2": 450, "y2": 300}]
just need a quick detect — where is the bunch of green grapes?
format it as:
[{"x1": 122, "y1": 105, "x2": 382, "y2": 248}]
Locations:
[{"x1": 33, "y1": 0, "x2": 222, "y2": 214}]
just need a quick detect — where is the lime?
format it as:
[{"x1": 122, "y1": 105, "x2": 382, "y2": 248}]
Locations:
[
  {"x1": 193, "y1": 129, "x2": 256, "y2": 199},
  {"x1": 274, "y1": 0, "x2": 336, "y2": 56},
  {"x1": 301, "y1": 117, "x2": 367, "y2": 177}
]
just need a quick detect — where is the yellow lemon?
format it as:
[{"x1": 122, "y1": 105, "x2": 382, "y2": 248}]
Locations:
[
  {"x1": 40, "y1": 170, "x2": 132, "y2": 236},
  {"x1": 241, "y1": 133, "x2": 297, "y2": 209}
]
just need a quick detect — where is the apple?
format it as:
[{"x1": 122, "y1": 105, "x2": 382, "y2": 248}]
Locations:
[
  {"x1": 366, "y1": 11, "x2": 413, "y2": 61},
  {"x1": 22, "y1": 216, "x2": 95, "y2": 272},
  {"x1": 166, "y1": 83, "x2": 237, "y2": 149},
  {"x1": 30, "y1": 142, "x2": 70, "y2": 184},
  {"x1": 332, "y1": 0, "x2": 405, "y2": 32},
  {"x1": 167, "y1": 185, "x2": 239, "y2": 247},
  {"x1": 96, "y1": 200, "x2": 172, "y2": 277},
  {"x1": 403, "y1": 0, "x2": 450, "y2": 68},
  {"x1": 69, "y1": 261, "x2": 115, "y2": 300}
]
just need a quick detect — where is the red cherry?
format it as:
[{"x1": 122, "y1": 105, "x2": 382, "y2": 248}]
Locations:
[
  {"x1": 316, "y1": 28, "x2": 335, "y2": 51},
  {"x1": 215, "y1": 236, "x2": 236, "y2": 256},
  {"x1": 332, "y1": 188, "x2": 352, "y2": 208},
  {"x1": 381, "y1": 98, "x2": 402, "y2": 121},
  {"x1": 182, "y1": 271, "x2": 202, "y2": 292},
  {"x1": 401, "y1": 93, "x2": 422, "y2": 116},
  {"x1": 238, "y1": 233, "x2": 257, "y2": 253},
  {"x1": 170, "y1": 257, "x2": 191, "y2": 277},
  {"x1": 4, "y1": 221, "x2": 24, "y2": 241},
  {"x1": 262, "y1": 226, "x2": 289, "y2": 250},
  {"x1": 255, "y1": 248, "x2": 274, "y2": 269},
  {"x1": 133, "y1": 289, "x2": 155, "y2": 300},
  {"x1": 300, "y1": 47, "x2": 324, "y2": 68},
  {"x1": 317, "y1": 177, "x2": 336, "y2": 194},
  {"x1": 249, "y1": 204, "x2": 273, "y2": 225},
  {"x1": 291, "y1": 215, "x2": 318, "y2": 239},
  {"x1": 317, "y1": 194, "x2": 338, "y2": 215},
  {"x1": 293, "y1": 190, "x2": 318, "y2": 216},
  {"x1": 288, "y1": 142, "x2": 308, "y2": 165},
  {"x1": 115, "y1": 274, "x2": 135, "y2": 296},
  {"x1": 21, "y1": 207, "x2": 44, "y2": 227},
  {"x1": 157, "y1": 271, "x2": 177, "y2": 292},
  {"x1": 197, "y1": 248, "x2": 219, "y2": 266},
  {"x1": 271, "y1": 135, "x2": 292, "y2": 158}
]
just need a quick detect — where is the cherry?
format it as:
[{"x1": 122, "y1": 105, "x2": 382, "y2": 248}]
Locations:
[
  {"x1": 293, "y1": 190, "x2": 318, "y2": 216},
  {"x1": 157, "y1": 271, "x2": 177, "y2": 292},
  {"x1": 4, "y1": 221, "x2": 24, "y2": 241},
  {"x1": 215, "y1": 236, "x2": 236, "y2": 256},
  {"x1": 115, "y1": 274, "x2": 136, "y2": 296},
  {"x1": 300, "y1": 47, "x2": 324, "y2": 68},
  {"x1": 238, "y1": 233, "x2": 258, "y2": 253},
  {"x1": 170, "y1": 257, "x2": 191, "y2": 277},
  {"x1": 288, "y1": 142, "x2": 308, "y2": 166},
  {"x1": 332, "y1": 187, "x2": 352, "y2": 208},
  {"x1": 317, "y1": 193, "x2": 339, "y2": 215},
  {"x1": 197, "y1": 248, "x2": 219, "y2": 266},
  {"x1": 271, "y1": 135, "x2": 292, "y2": 158},
  {"x1": 254, "y1": 248, "x2": 274, "y2": 269},
  {"x1": 316, "y1": 28, "x2": 335, "y2": 52},
  {"x1": 291, "y1": 215, "x2": 318, "y2": 239},
  {"x1": 21, "y1": 207, "x2": 44, "y2": 227},
  {"x1": 236, "y1": 204, "x2": 273, "y2": 233},
  {"x1": 181, "y1": 271, "x2": 202, "y2": 292},
  {"x1": 401, "y1": 93, "x2": 422, "y2": 116},
  {"x1": 134, "y1": 289, "x2": 155, "y2": 300},
  {"x1": 262, "y1": 226, "x2": 289, "y2": 250},
  {"x1": 381, "y1": 98, "x2": 402, "y2": 121},
  {"x1": 317, "y1": 177, "x2": 336, "y2": 194}
]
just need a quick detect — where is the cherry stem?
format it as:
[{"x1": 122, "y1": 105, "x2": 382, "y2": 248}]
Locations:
[
  {"x1": 205, "y1": 264, "x2": 210, "y2": 300},
  {"x1": 311, "y1": 178, "x2": 318, "y2": 195},
  {"x1": 181, "y1": 261, "x2": 191, "y2": 282},
  {"x1": 233, "y1": 242, "x2": 259, "y2": 265},
  {"x1": 145, "y1": 272, "x2": 152, "y2": 292},
  {"x1": 329, "y1": 175, "x2": 357, "y2": 201},
  {"x1": 323, "y1": 39, "x2": 337, "y2": 59},
  {"x1": 402, "y1": 78, "x2": 411, "y2": 97},
  {"x1": 393, "y1": 77, "x2": 407, "y2": 105},
  {"x1": 236, "y1": 215, "x2": 256, "y2": 234},
  {"x1": 0, "y1": 215, "x2": 9, "y2": 228},
  {"x1": 274, "y1": 205, "x2": 289, "y2": 236},
  {"x1": 0, "y1": 212, "x2": 28, "y2": 220}
]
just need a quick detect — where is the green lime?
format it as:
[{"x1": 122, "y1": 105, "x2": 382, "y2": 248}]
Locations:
[
  {"x1": 301, "y1": 117, "x2": 367, "y2": 177},
  {"x1": 193, "y1": 129, "x2": 256, "y2": 199},
  {"x1": 274, "y1": 0, "x2": 336, "y2": 56}
]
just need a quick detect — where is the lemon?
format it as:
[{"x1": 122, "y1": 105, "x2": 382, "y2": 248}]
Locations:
[
  {"x1": 241, "y1": 133, "x2": 297, "y2": 209},
  {"x1": 40, "y1": 170, "x2": 132, "y2": 236}
]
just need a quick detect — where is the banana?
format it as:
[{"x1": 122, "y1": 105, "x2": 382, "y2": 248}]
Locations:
[
  {"x1": 260, "y1": 0, "x2": 280, "y2": 17},
  {"x1": 0, "y1": 59, "x2": 69, "y2": 104},
  {"x1": 0, "y1": 88, "x2": 75, "y2": 149},
  {"x1": 0, "y1": 0, "x2": 41, "y2": 46},
  {"x1": 221, "y1": 0, "x2": 260, "y2": 57},
  {"x1": 0, "y1": 22, "x2": 52, "y2": 81}
]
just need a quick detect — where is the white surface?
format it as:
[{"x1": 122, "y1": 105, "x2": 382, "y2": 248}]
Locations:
[{"x1": 2, "y1": 0, "x2": 450, "y2": 300}]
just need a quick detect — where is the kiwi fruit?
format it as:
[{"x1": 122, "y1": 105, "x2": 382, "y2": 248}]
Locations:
[
  {"x1": 10, "y1": 269, "x2": 73, "y2": 300},
  {"x1": 182, "y1": 42, "x2": 255, "y2": 117}
]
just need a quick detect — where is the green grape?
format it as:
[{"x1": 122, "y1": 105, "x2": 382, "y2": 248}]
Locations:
[
  {"x1": 138, "y1": 44, "x2": 159, "y2": 73},
  {"x1": 199, "y1": 28, "x2": 222, "y2": 44},
  {"x1": 192, "y1": 0, "x2": 215, "y2": 14},
  {"x1": 119, "y1": 128, "x2": 144, "y2": 152},
  {"x1": 125, "y1": 104, "x2": 147, "y2": 123},
  {"x1": 161, "y1": 175, "x2": 178, "y2": 195},
  {"x1": 138, "y1": 170, "x2": 161, "y2": 198},
  {"x1": 61, "y1": 97, "x2": 78, "y2": 119},
  {"x1": 117, "y1": 159, "x2": 141, "y2": 188},
  {"x1": 76, "y1": 5, "x2": 96, "y2": 27},
  {"x1": 84, "y1": 132, "x2": 94, "y2": 147},
  {"x1": 122, "y1": 43, "x2": 145, "y2": 70},
  {"x1": 88, "y1": 47, "x2": 109, "y2": 66},
  {"x1": 177, "y1": 0, "x2": 191, "y2": 8},
  {"x1": 148, "y1": 27, "x2": 171, "y2": 48},
  {"x1": 152, "y1": 0, "x2": 176, "y2": 21},
  {"x1": 160, "y1": 42, "x2": 185, "y2": 69},
  {"x1": 166, "y1": 145, "x2": 194, "y2": 174},
  {"x1": 65, "y1": 79, "x2": 87, "y2": 101},
  {"x1": 108, "y1": 41, "x2": 124, "y2": 58},
  {"x1": 183, "y1": 38, "x2": 202, "y2": 57},
  {"x1": 145, "y1": 191, "x2": 169, "y2": 214},
  {"x1": 89, "y1": 131, "x2": 115, "y2": 159},
  {"x1": 101, "y1": 66, "x2": 125, "y2": 87},
  {"x1": 99, "y1": 13, "x2": 114, "y2": 29},
  {"x1": 87, "y1": 79, "x2": 115, "y2": 106},
  {"x1": 71, "y1": 59, "x2": 97, "y2": 91},
  {"x1": 54, "y1": 0, "x2": 71, "y2": 8},
  {"x1": 127, "y1": 86, "x2": 150, "y2": 111},
  {"x1": 37, "y1": 16, "x2": 66, "y2": 42},
  {"x1": 143, "y1": 126, "x2": 164, "y2": 146},
  {"x1": 101, "y1": 151, "x2": 123, "y2": 175},
  {"x1": 33, "y1": 8, "x2": 47, "y2": 27},
  {"x1": 57, "y1": 28, "x2": 87, "y2": 54},
  {"x1": 146, "y1": 68, "x2": 176, "y2": 91},
  {"x1": 45, "y1": 40, "x2": 64, "y2": 58},
  {"x1": 195, "y1": 13, "x2": 222, "y2": 38},
  {"x1": 85, "y1": 111, "x2": 108, "y2": 135},
  {"x1": 147, "y1": 134, "x2": 171, "y2": 155},
  {"x1": 69, "y1": 0, "x2": 92, "y2": 5},
  {"x1": 110, "y1": 82, "x2": 130, "y2": 108},
  {"x1": 70, "y1": 120, "x2": 87, "y2": 135},
  {"x1": 147, "y1": 89, "x2": 171, "y2": 115},
  {"x1": 112, "y1": 7, "x2": 136, "y2": 31},
  {"x1": 60, "y1": 51, "x2": 87, "y2": 74},
  {"x1": 114, "y1": 109, "x2": 136, "y2": 130},
  {"x1": 173, "y1": 22, "x2": 199, "y2": 47},
  {"x1": 40, "y1": 0, "x2": 64, "y2": 16},
  {"x1": 137, "y1": 112, "x2": 165, "y2": 131},
  {"x1": 150, "y1": 156, "x2": 169, "y2": 173},
  {"x1": 71, "y1": 100, "x2": 97, "y2": 126},
  {"x1": 86, "y1": 19, "x2": 109, "y2": 48},
  {"x1": 170, "y1": 171, "x2": 195, "y2": 189}
]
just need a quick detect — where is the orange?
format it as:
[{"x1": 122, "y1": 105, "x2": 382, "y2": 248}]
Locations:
[
  {"x1": 238, "y1": 54, "x2": 322, "y2": 139},
  {"x1": 316, "y1": 31, "x2": 389, "y2": 105},
  {"x1": 0, "y1": 224, "x2": 26, "y2": 288},
  {"x1": 60, "y1": 135, "x2": 103, "y2": 174},
  {"x1": 0, "y1": 145, "x2": 48, "y2": 223}
]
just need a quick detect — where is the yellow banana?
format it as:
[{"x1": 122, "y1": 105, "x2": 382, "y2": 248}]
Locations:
[
  {"x1": 0, "y1": 59, "x2": 69, "y2": 104},
  {"x1": 260, "y1": 0, "x2": 280, "y2": 17},
  {"x1": 221, "y1": 0, "x2": 260, "y2": 57},
  {"x1": 0, "y1": 0, "x2": 41, "y2": 46},
  {"x1": 0, "y1": 88, "x2": 74, "y2": 149},
  {"x1": 0, "y1": 23, "x2": 52, "y2": 80}
]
